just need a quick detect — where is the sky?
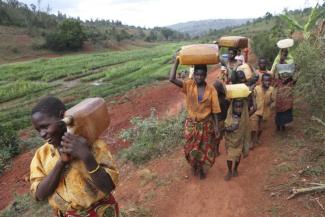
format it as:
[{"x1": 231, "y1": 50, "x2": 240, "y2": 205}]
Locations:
[{"x1": 19, "y1": 0, "x2": 323, "y2": 27}]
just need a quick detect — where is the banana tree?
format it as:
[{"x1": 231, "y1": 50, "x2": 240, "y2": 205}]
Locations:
[{"x1": 280, "y1": 3, "x2": 325, "y2": 39}]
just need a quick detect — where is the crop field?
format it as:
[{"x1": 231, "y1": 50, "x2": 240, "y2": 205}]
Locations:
[{"x1": 0, "y1": 42, "x2": 186, "y2": 131}]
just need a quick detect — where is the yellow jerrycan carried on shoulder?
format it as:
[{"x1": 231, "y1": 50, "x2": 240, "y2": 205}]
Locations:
[{"x1": 62, "y1": 97, "x2": 110, "y2": 145}]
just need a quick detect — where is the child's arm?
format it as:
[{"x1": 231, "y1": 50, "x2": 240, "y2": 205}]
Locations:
[
  {"x1": 169, "y1": 55, "x2": 183, "y2": 88},
  {"x1": 248, "y1": 95, "x2": 257, "y2": 116},
  {"x1": 61, "y1": 133, "x2": 115, "y2": 194},
  {"x1": 35, "y1": 157, "x2": 69, "y2": 201}
]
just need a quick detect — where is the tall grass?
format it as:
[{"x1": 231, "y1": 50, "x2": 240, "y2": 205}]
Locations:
[
  {"x1": 119, "y1": 109, "x2": 186, "y2": 165},
  {"x1": 293, "y1": 39, "x2": 325, "y2": 141}
]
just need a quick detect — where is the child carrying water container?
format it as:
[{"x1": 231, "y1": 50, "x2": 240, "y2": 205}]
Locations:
[
  {"x1": 29, "y1": 96, "x2": 119, "y2": 217},
  {"x1": 224, "y1": 99, "x2": 251, "y2": 181},
  {"x1": 250, "y1": 73, "x2": 275, "y2": 148}
]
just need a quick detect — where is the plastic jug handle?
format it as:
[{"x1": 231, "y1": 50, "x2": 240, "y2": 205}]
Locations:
[{"x1": 62, "y1": 116, "x2": 75, "y2": 134}]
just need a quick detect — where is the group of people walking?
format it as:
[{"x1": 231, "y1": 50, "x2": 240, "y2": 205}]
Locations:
[
  {"x1": 27, "y1": 39, "x2": 296, "y2": 216},
  {"x1": 169, "y1": 41, "x2": 297, "y2": 181}
]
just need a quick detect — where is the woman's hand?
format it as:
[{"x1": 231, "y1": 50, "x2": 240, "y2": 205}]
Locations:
[{"x1": 61, "y1": 133, "x2": 92, "y2": 161}]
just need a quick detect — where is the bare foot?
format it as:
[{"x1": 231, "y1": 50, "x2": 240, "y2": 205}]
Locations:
[
  {"x1": 232, "y1": 170, "x2": 238, "y2": 177},
  {"x1": 224, "y1": 172, "x2": 232, "y2": 181}
]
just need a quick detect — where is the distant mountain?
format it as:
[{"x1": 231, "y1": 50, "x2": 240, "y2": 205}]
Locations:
[{"x1": 168, "y1": 19, "x2": 252, "y2": 36}]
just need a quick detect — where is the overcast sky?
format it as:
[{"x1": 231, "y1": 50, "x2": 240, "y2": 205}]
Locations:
[{"x1": 20, "y1": 0, "x2": 323, "y2": 27}]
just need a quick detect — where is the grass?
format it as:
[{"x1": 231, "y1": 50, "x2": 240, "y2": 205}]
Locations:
[
  {"x1": 120, "y1": 206, "x2": 153, "y2": 217},
  {"x1": 0, "y1": 194, "x2": 51, "y2": 217},
  {"x1": 119, "y1": 109, "x2": 186, "y2": 165},
  {"x1": 0, "y1": 42, "x2": 185, "y2": 131}
]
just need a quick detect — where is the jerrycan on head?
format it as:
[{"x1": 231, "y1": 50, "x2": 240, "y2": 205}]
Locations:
[
  {"x1": 62, "y1": 98, "x2": 110, "y2": 145},
  {"x1": 177, "y1": 44, "x2": 220, "y2": 65},
  {"x1": 226, "y1": 84, "x2": 251, "y2": 99}
]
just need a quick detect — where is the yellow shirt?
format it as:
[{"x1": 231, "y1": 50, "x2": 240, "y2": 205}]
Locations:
[
  {"x1": 182, "y1": 79, "x2": 221, "y2": 121},
  {"x1": 253, "y1": 85, "x2": 275, "y2": 120},
  {"x1": 30, "y1": 140, "x2": 119, "y2": 214}
]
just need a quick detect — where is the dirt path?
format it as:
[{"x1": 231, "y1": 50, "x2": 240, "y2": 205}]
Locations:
[
  {"x1": 116, "y1": 116, "x2": 276, "y2": 217},
  {"x1": 0, "y1": 66, "x2": 277, "y2": 217}
]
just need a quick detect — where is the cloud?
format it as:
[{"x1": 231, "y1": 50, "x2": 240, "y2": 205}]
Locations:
[
  {"x1": 19, "y1": 0, "x2": 322, "y2": 27},
  {"x1": 110, "y1": 0, "x2": 155, "y2": 5}
]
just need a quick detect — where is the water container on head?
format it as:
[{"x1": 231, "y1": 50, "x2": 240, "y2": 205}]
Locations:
[
  {"x1": 226, "y1": 84, "x2": 251, "y2": 99},
  {"x1": 218, "y1": 36, "x2": 248, "y2": 49},
  {"x1": 177, "y1": 44, "x2": 220, "y2": 65}
]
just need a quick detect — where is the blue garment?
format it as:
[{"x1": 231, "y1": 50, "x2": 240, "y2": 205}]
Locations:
[
  {"x1": 275, "y1": 108, "x2": 293, "y2": 126},
  {"x1": 198, "y1": 95, "x2": 203, "y2": 103}
]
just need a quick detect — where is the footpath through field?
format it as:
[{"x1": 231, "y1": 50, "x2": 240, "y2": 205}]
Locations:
[{"x1": 0, "y1": 67, "x2": 276, "y2": 216}]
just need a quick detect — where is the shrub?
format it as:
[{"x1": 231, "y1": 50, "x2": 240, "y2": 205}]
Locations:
[
  {"x1": 293, "y1": 39, "x2": 325, "y2": 120},
  {"x1": 293, "y1": 39, "x2": 325, "y2": 141},
  {"x1": 45, "y1": 19, "x2": 86, "y2": 51},
  {"x1": 0, "y1": 124, "x2": 20, "y2": 174},
  {"x1": 119, "y1": 109, "x2": 186, "y2": 164}
]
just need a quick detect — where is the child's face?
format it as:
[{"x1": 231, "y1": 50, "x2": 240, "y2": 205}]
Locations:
[
  {"x1": 280, "y1": 49, "x2": 288, "y2": 61},
  {"x1": 194, "y1": 70, "x2": 207, "y2": 85},
  {"x1": 262, "y1": 76, "x2": 271, "y2": 89},
  {"x1": 258, "y1": 59, "x2": 267, "y2": 70},
  {"x1": 233, "y1": 101, "x2": 243, "y2": 116},
  {"x1": 228, "y1": 49, "x2": 236, "y2": 60},
  {"x1": 32, "y1": 112, "x2": 66, "y2": 147}
]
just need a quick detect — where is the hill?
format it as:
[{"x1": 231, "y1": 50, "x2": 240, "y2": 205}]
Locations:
[
  {"x1": 168, "y1": 19, "x2": 252, "y2": 36},
  {"x1": 0, "y1": 0, "x2": 188, "y2": 63}
]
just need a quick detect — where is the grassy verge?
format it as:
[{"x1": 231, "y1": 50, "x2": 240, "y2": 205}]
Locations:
[
  {"x1": 119, "y1": 109, "x2": 186, "y2": 165},
  {"x1": 0, "y1": 194, "x2": 51, "y2": 217}
]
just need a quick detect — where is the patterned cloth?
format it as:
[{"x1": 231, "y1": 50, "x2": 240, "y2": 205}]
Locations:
[
  {"x1": 184, "y1": 117, "x2": 216, "y2": 168},
  {"x1": 275, "y1": 79, "x2": 294, "y2": 113},
  {"x1": 62, "y1": 195, "x2": 119, "y2": 217},
  {"x1": 30, "y1": 140, "x2": 119, "y2": 216}
]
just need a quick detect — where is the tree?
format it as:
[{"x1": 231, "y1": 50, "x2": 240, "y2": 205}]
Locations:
[
  {"x1": 45, "y1": 19, "x2": 86, "y2": 51},
  {"x1": 161, "y1": 28, "x2": 174, "y2": 40},
  {"x1": 280, "y1": 3, "x2": 325, "y2": 39}
]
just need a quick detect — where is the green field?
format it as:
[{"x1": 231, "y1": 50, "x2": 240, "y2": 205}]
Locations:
[{"x1": 0, "y1": 42, "x2": 186, "y2": 131}]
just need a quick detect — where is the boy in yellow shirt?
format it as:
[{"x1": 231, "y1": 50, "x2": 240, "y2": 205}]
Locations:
[{"x1": 250, "y1": 73, "x2": 275, "y2": 148}]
